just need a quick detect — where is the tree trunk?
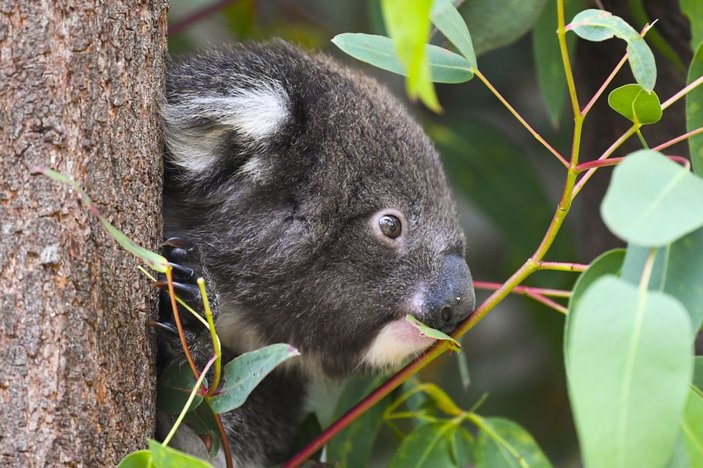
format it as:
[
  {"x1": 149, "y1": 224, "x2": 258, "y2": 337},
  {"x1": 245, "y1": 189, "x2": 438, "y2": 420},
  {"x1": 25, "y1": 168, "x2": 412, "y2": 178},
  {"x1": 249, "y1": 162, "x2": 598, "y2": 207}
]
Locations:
[{"x1": 0, "y1": 1, "x2": 168, "y2": 465}]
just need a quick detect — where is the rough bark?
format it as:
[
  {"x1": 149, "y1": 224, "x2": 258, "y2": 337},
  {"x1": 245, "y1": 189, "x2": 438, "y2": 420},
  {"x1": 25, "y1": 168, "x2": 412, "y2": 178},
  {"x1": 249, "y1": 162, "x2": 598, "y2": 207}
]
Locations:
[{"x1": 0, "y1": 1, "x2": 168, "y2": 465}]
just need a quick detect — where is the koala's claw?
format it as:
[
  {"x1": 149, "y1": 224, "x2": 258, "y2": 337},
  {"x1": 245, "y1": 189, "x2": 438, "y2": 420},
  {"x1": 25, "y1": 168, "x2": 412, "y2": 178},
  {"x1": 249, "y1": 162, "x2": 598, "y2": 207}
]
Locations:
[{"x1": 153, "y1": 280, "x2": 201, "y2": 301}]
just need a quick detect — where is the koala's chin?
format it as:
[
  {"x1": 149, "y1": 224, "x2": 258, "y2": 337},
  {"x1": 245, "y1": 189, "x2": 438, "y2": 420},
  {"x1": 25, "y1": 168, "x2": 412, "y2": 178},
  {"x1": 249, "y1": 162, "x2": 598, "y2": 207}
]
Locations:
[{"x1": 159, "y1": 40, "x2": 476, "y2": 467}]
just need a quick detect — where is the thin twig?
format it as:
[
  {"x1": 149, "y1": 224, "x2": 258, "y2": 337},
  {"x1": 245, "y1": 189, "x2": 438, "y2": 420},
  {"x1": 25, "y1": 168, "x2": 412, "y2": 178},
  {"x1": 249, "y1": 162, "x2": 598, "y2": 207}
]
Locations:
[
  {"x1": 581, "y1": 53, "x2": 628, "y2": 117},
  {"x1": 653, "y1": 126, "x2": 703, "y2": 152},
  {"x1": 525, "y1": 292, "x2": 568, "y2": 314},
  {"x1": 473, "y1": 281, "x2": 572, "y2": 298},
  {"x1": 661, "y1": 75, "x2": 703, "y2": 111},
  {"x1": 472, "y1": 68, "x2": 569, "y2": 168},
  {"x1": 538, "y1": 261, "x2": 588, "y2": 272}
]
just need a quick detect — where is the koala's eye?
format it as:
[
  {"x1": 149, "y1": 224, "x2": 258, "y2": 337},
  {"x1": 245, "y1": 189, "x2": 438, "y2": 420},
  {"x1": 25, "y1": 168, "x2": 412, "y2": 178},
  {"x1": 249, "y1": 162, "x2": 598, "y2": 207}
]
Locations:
[{"x1": 379, "y1": 215, "x2": 402, "y2": 239}]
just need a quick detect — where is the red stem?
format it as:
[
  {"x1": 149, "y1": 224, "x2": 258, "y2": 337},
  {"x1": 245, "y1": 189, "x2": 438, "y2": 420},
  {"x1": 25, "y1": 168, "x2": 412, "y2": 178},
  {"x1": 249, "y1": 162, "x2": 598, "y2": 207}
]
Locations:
[
  {"x1": 576, "y1": 155, "x2": 690, "y2": 172},
  {"x1": 653, "y1": 126, "x2": 703, "y2": 152},
  {"x1": 473, "y1": 281, "x2": 571, "y2": 298},
  {"x1": 165, "y1": 268, "x2": 202, "y2": 385},
  {"x1": 525, "y1": 292, "x2": 568, "y2": 314}
]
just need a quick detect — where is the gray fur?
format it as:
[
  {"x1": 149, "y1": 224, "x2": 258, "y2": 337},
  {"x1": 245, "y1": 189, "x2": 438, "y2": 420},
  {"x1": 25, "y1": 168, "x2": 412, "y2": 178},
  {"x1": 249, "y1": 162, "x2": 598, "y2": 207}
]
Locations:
[{"x1": 159, "y1": 40, "x2": 475, "y2": 466}]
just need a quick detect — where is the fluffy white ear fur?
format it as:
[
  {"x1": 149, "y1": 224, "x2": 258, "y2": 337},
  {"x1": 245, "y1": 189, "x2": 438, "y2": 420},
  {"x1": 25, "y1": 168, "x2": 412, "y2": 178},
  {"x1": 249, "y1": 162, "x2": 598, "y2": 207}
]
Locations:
[{"x1": 163, "y1": 81, "x2": 290, "y2": 173}]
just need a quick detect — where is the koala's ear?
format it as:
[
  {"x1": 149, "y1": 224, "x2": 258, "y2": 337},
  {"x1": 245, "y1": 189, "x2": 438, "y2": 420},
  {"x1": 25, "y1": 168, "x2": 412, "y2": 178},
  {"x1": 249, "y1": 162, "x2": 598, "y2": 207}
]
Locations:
[{"x1": 162, "y1": 81, "x2": 292, "y2": 174}]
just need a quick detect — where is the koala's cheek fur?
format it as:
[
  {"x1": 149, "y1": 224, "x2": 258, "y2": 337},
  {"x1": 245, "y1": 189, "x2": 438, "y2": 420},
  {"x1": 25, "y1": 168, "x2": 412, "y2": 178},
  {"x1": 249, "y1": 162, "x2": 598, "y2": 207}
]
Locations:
[{"x1": 362, "y1": 318, "x2": 437, "y2": 369}]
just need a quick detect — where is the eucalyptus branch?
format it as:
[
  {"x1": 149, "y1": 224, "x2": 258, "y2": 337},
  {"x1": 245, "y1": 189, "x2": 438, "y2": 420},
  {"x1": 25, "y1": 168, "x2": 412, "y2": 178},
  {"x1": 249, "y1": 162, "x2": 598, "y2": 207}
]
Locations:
[
  {"x1": 473, "y1": 281, "x2": 572, "y2": 298},
  {"x1": 198, "y1": 278, "x2": 223, "y2": 398},
  {"x1": 526, "y1": 292, "x2": 568, "y2": 314},
  {"x1": 653, "y1": 126, "x2": 703, "y2": 152},
  {"x1": 581, "y1": 53, "x2": 628, "y2": 117},
  {"x1": 472, "y1": 68, "x2": 569, "y2": 168},
  {"x1": 165, "y1": 267, "x2": 202, "y2": 384},
  {"x1": 661, "y1": 74, "x2": 703, "y2": 111},
  {"x1": 538, "y1": 261, "x2": 588, "y2": 272}
]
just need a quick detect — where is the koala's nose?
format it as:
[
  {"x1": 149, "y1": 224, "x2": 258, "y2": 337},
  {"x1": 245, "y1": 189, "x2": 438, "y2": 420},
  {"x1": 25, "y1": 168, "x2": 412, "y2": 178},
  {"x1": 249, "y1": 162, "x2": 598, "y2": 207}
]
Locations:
[{"x1": 425, "y1": 255, "x2": 475, "y2": 334}]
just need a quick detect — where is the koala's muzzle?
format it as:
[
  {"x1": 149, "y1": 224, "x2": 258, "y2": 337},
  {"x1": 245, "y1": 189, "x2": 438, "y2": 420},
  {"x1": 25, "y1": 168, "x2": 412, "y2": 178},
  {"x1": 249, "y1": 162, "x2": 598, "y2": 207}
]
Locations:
[{"x1": 424, "y1": 255, "x2": 475, "y2": 333}]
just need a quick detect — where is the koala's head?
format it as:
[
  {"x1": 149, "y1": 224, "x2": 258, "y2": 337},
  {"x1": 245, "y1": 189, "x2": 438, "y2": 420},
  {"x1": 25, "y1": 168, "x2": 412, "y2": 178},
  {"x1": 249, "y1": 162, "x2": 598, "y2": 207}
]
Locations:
[{"x1": 163, "y1": 41, "x2": 475, "y2": 377}]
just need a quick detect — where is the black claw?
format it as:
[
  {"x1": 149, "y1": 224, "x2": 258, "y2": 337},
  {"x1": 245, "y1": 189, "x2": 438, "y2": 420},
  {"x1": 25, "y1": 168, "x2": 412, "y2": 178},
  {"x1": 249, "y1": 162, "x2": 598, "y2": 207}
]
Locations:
[
  {"x1": 167, "y1": 262, "x2": 196, "y2": 281},
  {"x1": 153, "y1": 280, "x2": 200, "y2": 300},
  {"x1": 148, "y1": 320, "x2": 179, "y2": 336}
]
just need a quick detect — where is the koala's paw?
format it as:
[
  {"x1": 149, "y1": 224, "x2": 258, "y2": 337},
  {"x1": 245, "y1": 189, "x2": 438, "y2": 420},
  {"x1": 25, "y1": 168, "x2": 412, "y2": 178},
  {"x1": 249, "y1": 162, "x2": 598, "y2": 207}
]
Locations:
[{"x1": 155, "y1": 237, "x2": 218, "y2": 366}]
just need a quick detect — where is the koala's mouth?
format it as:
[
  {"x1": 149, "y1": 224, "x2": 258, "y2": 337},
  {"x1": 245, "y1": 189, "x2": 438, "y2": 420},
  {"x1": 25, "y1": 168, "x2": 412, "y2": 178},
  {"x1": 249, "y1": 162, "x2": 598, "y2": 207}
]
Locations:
[{"x1": 361, "y1": 317, "x2": 436, "y2": 369}]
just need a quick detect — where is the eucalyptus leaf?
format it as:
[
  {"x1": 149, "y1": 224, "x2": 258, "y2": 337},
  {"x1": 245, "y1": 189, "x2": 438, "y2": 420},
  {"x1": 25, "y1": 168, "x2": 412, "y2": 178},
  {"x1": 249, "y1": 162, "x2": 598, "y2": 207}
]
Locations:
[
  {"x1": 406, "y1": 314, "x2": 460, "y2": 350},
  {"x1": 327, "y1": 374, "x2": 393, "y2": 467},
  {"x1": 681, "y1": 386, "x2": 703, "y2": 466},
  {"x1": 332, "y1": 33, "x2": 474, "y2": 83},
  {"x1": 156, "y1": 361, "x2": 205, "y2": 415},
  {"x1": 381, "y1": 0, "x2": 439, "y2": 110},
  {"x1": 116, "y1": 450, "x2": 152, "y2": 468},
  {"x1": 565, "y1": 248, "x2": 625, "y2": 368},
  {"x1": 568, "y1": 9, "x2": 656, "y2": 91},
  {"x1": 568, "y1": 276, "x2": 693, "y2": 468},
  {"x1": 431, "y1": 0, "x2": 477, "y2": 66},
  {"x1": 389, "y1": 421, "x2": 461, "y2": 468},
  {"x1": 681, "y1": 0, "x2": 703, "y2": 51},
  {"x1": 461, "y1": 0, "x2": 548, "y2": 57},
  {"x1": 209, "y1": 343, "x2": 299, "y2": 413},
  {"x1": 474, "y1": 417, "x2": 552, "y2": 468},
  {"x1": 148, "y1": 439, "x2": 213, "y2": 468},
  {"x1": 608, "y1": 84, "x2": 662, "y2": 125},
  {"x1": 601, "y1": 150, "x2": 703, "y2": 246},
  {"x1": 687, "y1": 43, "x2": 703, "y2": 176},
  {"x1": 451, "y1": 426, "x2": 475, "y2": 465}
]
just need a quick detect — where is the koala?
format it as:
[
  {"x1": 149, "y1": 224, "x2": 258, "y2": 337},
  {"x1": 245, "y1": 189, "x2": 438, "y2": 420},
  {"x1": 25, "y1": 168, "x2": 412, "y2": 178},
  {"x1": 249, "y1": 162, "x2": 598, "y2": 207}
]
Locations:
[{"x1": 157, "y1": 40, "x2": 475, "y2": 467}]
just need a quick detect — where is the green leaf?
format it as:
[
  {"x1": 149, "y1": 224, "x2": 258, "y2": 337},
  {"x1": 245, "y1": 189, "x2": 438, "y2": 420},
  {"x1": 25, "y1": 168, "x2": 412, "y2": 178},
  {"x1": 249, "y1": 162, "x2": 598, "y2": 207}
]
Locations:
[
  {"x1": 331, "y1": 33, "x2": 474, "y2": 83},
  {"x1": 183, "y1": 402, "x2": 222, "y2": 459},
  {"x1": 30, "y1": 166, "x2": 169, "y2": 272},
  {"x1": 389, "y1": 421, "x2": 461, "y2": 468},
  {"x1": 117, "y1": 450, "x2": 152, "y2": 468},
  {"x1": 156, "y1": 361, "x2": 205, "y2": 415},
  {"x1": 460, "y1": 0, "x2": 548, "y2": 57},
  {"x1": 208, "y1": 343, "x2": 299, "y2": 413},
  {"x1": 681, "y1": 0, "x2": 703, "y2": 51},
  {"x1": 608, "y1": 84, "x2": 662, "y2": 125},
  {"x1": 687, "y1": 43, "x2": 703, "y2": 176},
  {"x1": 381, "y1": 0, "x2": 439, "y2": 111},
  {"x1": 450, "y1": 426, "x2": 475, "y2": 465},
  {"x1": 565, "y1": 248, "x2": 625, "y2": 367},
  {"x1": 567, "y1": 276, "x2": 693, "y2": 468},
  {"x1": 474, "y1": 417, "x2": 552, "y2": 468},
  {"x1": 532, "y1": 0, "x2": 583, "y2": 127},
  {"x1": 620, "y1": 245, "x2": 668, "y2": 288},
  {"x1": 289, "y1": 412, "x2": 324, "y2": 462},
  {"x1": 682, "y1": 386, "x2": 703, "y2": 466},
  {"x1": 430, "y1": 120, "x2": 554, "y2": 259},
  {"x1": 666, "y1": 435, "x2": 691, "y2": 468},
  {"x1": 405, "y1": 314, "x2": 460, "y2": 350},
  {"x1": 601, "y1": 150, "x2": 703, "y2": 246},
  {"x1": 327, "y1": 374, "x2": 393, "y2": 467},
  {"x1": 148, "y1": 439, "x2": 213, "y2": 467},
  {"x1": 694, "y1": 356, "x2": 703, "y2": 390},
  {"x1": 568, "y1": 9, "x2": 656, "y2": 91},
  {"x1": 431, "y1": 1, "x2": 477, "y2": 66}
]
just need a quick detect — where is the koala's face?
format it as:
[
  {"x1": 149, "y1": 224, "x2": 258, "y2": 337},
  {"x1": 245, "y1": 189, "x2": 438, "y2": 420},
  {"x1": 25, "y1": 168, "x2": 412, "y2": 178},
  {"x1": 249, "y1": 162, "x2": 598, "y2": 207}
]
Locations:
[{"x1": 163, "y1": 41, "x2": 475, "y2": 377}]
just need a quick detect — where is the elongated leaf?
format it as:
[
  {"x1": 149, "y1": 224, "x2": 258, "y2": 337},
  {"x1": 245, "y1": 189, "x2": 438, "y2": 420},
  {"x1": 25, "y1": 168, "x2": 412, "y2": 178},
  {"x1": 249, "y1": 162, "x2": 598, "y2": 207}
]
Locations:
[
  {"x1": 389, "y1": 421, "x2": 461, "y2": 468},
  {"x1": 209, "y1": 343, "x2": 299, "y2": 413},
  {"x1": 430, "y1": 120, "x2": 553, "y2": 259},
  {"x1": 565, "y1": 248, "x2": 625, "y2": 368},
  {"x1": 156, "y1": 361, "x2": 205, "y2": 415},
  {"x1": 381, "y1": 0, "x2": 439, "y2": 110},
  {"x1": 601, "y1": 150, "x2": 703, "y2": 246},
  {"x1": 183, "y1": 401, "x2": 222, "y2": 459},
  {"x1": 327, "y1": 374, "x2": 392, "y2": 467},
  {"x1": 431, "y1": 1, "x2": 476, "y2": 66},
  {"x1": 451, "y1": 426, "x2": 475, "y2": 465},
  {"x1": 474, "y1": 417, "x2": 552, "y2": 468},
  {"x1": 682, "y1": 386, "x2": 703, "y2": 466},
  {"x1": 687, "y1": 44, "x2": 703, "y2": 176},
  {"x1": 31, "y1": 166, "x2": 169, "y2": 272},
  {"x1": 148, "y1": 439, "x2": 213, "y2": 468},
  {"x1": 681, "y1": 0, "x2": 703, "y2": 51},
  {"x1": 694, "y1": 356, "x2": 703, "y2": 390},
  {"x1": 332, "y1": 33, "x2": 474, "y2": 83},
  {"x1": 608, "y1": 84, "x2": 662, "y2": 125},
  {"x1": 532, "y1": 0, "x2": 583, "y2": 127},
  {"x1": 406, "y1": 314, "x2": 460, "y2": 350},
  {"x1": 620, "y1": 245, "x2": 668, "y2": 289},
  {"x1": 568, "y1": 9, "x2": 656, "y2": 91},
  {"x1": 117, "y1": 450, "x2": 152, "y2": 468},
  {"x1": 568, "y1": 276, "x2": 693, "y2": 468},
  {"x1": 461, "y1": 0, "x2": 548, "y2": 57}
]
